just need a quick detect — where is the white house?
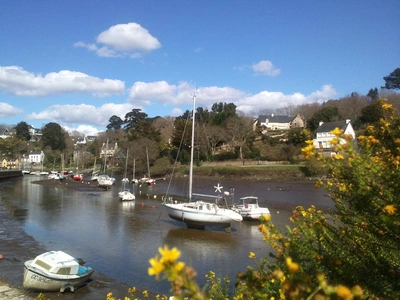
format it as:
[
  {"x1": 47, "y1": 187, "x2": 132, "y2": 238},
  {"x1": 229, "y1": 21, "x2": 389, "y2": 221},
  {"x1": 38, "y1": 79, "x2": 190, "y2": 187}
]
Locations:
[
  {"x1": 313, "y1": 120, "x2": 356, "y2": 155},
  {"x1": 258, "y1": 114, "x2": 305, "y2": 133},
  {"x1": 29, "y1": 151, "x2": 45, "y2": 165}
]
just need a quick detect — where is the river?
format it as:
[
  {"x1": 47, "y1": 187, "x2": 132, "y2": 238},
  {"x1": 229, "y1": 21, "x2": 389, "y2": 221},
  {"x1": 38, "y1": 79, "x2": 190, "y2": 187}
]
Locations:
[{"x1": 0, "y1": 174, "x2": 332, "y2": 298}]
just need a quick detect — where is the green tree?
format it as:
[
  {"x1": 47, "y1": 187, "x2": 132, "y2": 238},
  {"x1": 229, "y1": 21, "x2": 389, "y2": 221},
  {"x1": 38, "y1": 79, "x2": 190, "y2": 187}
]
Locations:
[
  {"x1": 307, "y1": 106, "x2": 340, "y2": 132},
  {"x1": 41, "y1": 122, "x2": 66, "y2": 151},
  {"x1": 210, "y1": 102, "x2": 237, "y2": 126},
  {"x1": 367, "y1": 87, "x2": 379, "y2": 101},
  {"x1": 382, "y1": 67, "x2": 400, "y2": 90},
  {"x1": 107, "y1": 115, "x2": 124, "y2": 130},
  {"x1": 14, "y1": 121, "x2": 31, "y2": 141},
  {"x1": 123, "y1": 109, "x2": 148, "y2": 131},
  {"x1": 359, "y1": 99, "x2": 385, "y2": 125},
  {"x1": 127, "y1": 119, "x2": 161, "y2": 143}
]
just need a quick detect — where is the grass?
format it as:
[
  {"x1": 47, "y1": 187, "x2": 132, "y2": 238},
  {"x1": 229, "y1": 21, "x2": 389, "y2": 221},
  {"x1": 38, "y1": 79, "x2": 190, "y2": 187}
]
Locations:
[{"x1": 172, "y1": 163, "x2": 307, "y2": 180}]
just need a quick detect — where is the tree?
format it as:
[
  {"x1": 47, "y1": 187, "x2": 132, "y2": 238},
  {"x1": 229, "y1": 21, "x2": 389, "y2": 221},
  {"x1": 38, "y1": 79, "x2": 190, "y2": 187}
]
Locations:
[
  {"x1": 367, "y1": 87, "x2": 379, "y2": 101},
  {"x1": 225, "y1": 116, "x2": 255, "y2": 161},
  {"x1": 14, "y1": 121, "x2": 31, "y2": 141},
  {"x1": 127, "y1": 119, "x2": 161, "y2": 143},
  {"x1": 307, "y1": 106, "x2": 341, "y2": 132},
  {"x1": 201, "y1": 124, "x2": 227, "y2": 159},
  {"x1": 210, "y1": 102, "x2": 237, "y2": 126},
  {"x1": 123, "y1": 109, "x2": 148, "y2": 131},
  {"x1": 41, "y1": 122, "x2": 66, "y2": 151},
  {"x1": 107, "y1": 115, "x2": 124, "y2": 130},
  {"x1": 359, "y1": 99, "x2": 385, "y2": 125},
  {"x1": 382, "y1": 67, "x2": 400, "y2": 90}
]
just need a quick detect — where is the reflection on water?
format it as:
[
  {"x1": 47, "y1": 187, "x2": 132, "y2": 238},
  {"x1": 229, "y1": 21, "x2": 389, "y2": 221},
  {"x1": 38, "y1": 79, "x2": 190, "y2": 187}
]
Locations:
[{"x1": 1, "y1": 175, "x2": 331, "y2": 295}]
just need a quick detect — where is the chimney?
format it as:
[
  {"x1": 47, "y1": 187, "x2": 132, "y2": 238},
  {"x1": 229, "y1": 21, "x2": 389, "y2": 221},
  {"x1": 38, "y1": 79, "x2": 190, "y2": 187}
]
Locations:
[
  {"x1": 319, "y1": 121, "x2": 324, "y2": 126},
  {"x1": 346, "y1": 119, "x2": 351, "y2": 124}
]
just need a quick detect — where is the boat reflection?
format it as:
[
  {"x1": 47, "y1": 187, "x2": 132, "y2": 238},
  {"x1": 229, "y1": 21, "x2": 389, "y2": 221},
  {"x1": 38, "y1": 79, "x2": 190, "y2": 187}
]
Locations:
[{"x1": 121, "y1": 201, "x2": 136, "y2": 212}]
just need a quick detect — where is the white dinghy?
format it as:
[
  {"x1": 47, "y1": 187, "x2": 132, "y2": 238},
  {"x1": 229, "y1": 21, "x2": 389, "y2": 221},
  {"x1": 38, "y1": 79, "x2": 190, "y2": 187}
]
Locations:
[{"x1": 23, "y1": 250, "x2": 94, "y2": 293}]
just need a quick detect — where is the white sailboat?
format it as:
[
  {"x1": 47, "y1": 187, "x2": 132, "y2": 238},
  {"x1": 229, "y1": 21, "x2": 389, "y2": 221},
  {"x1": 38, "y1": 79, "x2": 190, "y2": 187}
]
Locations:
[
  {"x1": 98, "y1": 139, "x2": 114, "y2": 190},
  {"x1": 162, "y1": 93, "x2": 243, "y2": 230},
  {"x1": 119, "y1": 149, "x2": 135, "y2": 201},
  {"x1": 139, "y1": 147, "x2": 156, "y2": 185}
]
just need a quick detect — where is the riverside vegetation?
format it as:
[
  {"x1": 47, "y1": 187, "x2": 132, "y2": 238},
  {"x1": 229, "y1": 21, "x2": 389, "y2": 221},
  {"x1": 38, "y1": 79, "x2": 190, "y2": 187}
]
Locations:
[{"x1": 100, "y1": 99, "x2": 399, "y2": 300}]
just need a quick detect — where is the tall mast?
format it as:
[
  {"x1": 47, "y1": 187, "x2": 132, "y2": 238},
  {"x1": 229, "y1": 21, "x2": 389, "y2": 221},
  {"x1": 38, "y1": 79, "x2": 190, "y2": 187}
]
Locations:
[{"x1": 189, "y1": 92, "x2": 196, "y2": 199}]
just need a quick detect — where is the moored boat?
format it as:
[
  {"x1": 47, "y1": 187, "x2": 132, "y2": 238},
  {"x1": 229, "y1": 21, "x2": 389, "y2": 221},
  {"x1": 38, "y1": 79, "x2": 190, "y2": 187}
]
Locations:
[
  {"x1": 232, "y1": 196, "x2": 270, "y2": 221},
  {"x1": 23, "y1": 250, "x2": 93, "y2": 293},
  {"x1": 163, "y1": 93, "x2": 243, "y2": 230}
]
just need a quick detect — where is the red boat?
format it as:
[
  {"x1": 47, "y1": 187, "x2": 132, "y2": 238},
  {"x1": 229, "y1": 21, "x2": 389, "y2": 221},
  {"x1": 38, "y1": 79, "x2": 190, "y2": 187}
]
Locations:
[{"x1": 73, "y1": 174, "x2": 83, "y2": 181}]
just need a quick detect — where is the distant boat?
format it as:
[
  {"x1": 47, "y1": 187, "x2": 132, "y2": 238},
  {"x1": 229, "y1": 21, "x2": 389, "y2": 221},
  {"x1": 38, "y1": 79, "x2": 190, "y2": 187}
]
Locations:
[
  {"x1": 119, "y1": 149, "x2": 135, "y2": 201},
  {"x1": 23, "y1": 250, "x2": 93, "y2": 292},
  {"x1": 73, "y1": 173, "x2": 83, "y2": 181},
  {"x1": 163, "y1": 94, "x2": 243, "y2": 230}
]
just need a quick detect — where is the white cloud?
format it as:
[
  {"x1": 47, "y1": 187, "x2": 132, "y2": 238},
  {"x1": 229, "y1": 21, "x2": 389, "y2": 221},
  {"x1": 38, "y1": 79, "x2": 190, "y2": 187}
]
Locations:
[
  {"x1": 252, "y1": 60, "x2": 281, "y2": 76},
  {"x1": 236, "y1": 85, "x2": 337, "y2": 114},
  {"x1": 27, "y1": 103, "x2": 135, "y2": 127},
  {"x1": 75, "y1": 23, "x2": 161, "y2": 58},
  {"x1": 0, "y1": 102, "x2": 23, "y2": 117},
  {"x1": 0, "y1": 66, "x2": 125, "y2": 97},
  {"x1": 128, "y1": 81, "x2": 246, "y2": 109},
  {"x1": 64, "y1": 124, "x2": 101, "y2": 136}
]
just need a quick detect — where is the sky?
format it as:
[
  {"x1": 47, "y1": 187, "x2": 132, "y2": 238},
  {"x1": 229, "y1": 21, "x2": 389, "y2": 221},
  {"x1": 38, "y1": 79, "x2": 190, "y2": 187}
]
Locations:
[{"x1": 0, "y1": 1, "x2": 399, "y2": 136}]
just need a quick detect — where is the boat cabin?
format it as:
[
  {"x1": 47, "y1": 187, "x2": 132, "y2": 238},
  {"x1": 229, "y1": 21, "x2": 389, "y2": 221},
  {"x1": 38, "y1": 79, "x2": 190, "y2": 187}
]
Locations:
[
  {"x1": 31, "y1": 251, "x2": 82, "y2": 275},
  {"x1": 238, "y1": 196, "x2": 259, "y2": 208}
]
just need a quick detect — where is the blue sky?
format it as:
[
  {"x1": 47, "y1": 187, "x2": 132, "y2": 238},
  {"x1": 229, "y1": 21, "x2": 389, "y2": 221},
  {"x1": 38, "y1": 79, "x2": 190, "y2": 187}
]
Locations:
[{"x1": 1, "y1": 1, "x2": 399, "y2": 135}]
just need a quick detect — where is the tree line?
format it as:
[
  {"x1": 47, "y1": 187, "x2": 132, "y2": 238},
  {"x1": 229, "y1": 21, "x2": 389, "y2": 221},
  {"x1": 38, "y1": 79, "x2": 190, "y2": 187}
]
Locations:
[{"x1": 1, "y1": 68, "x2": 399, "y2": 176}]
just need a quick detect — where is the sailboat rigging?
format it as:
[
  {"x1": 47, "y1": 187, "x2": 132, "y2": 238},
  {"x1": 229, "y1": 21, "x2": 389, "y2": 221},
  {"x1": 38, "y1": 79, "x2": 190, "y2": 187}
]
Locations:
[
  {"x1": 97, "y1": 138, "x2": 114, "y2": 190},
  {"x1": 162, "y1": 93, "x2": 243, "y2": 230},
  {"x1": 119, "y1": 149, "x2": 135, "y2": 201}
]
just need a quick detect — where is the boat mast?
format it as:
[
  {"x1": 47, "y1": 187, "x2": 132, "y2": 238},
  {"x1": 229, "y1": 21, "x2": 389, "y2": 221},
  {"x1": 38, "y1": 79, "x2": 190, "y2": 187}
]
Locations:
[
  {"x1": 189, "y1": 92, "x2": 196, "y2": 199},
  {"x1": 103, "y1": 138, "x2": 109, "y2": 174},
  {"x1": 146, "y1": 147, "x2": 151, "y2": 178}
]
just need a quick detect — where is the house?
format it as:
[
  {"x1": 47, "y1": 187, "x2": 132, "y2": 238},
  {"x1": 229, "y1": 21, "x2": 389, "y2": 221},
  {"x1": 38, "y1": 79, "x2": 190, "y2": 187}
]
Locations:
[
  {"x1": 28, "y1": 125, "x2": 42, "y2": 141},
  {"x1": 313, "y1": 120, "x2": 356, "y2": 155},
  {"x1": 0, "y1": 126, "x2": 13, "y2": 139},
  {"x1": 75, "y1": 137, "x2": 86, "y2": 145},
  {"x1": 258, "y1": 114, "x2": 305, "y2": 133},
  {"x1": 1, "y1": 158, "x2": 19, "y2": 169},
  {"x1": 86, "y1": 136, "x2": 96, "y2": 143},
  {"x1": 29, "y1": 151, "x2": 45, "y2": 165},
  {"x1": 100, "y1": 142, "x2": 118, "y2": 158}
]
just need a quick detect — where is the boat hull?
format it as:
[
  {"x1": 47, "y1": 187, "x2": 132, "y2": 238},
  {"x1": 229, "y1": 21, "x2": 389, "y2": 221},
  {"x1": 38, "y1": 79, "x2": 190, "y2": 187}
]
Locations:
[
  {"x1": 239, "y1": 208, "x2": 270, "y2": 220},
  {"x1": 118, "y1": 190, "x2": 135, "y2": 201},
  {"x1": 23, "y1": 261, "x2": 93, "y2": 292},
  {"x1": 164, "y1": 202, "x2": 243, "y2": 228}
]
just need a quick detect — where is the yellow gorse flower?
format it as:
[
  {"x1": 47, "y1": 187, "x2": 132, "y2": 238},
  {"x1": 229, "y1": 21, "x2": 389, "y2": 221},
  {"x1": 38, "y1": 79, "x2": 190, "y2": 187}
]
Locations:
[
  {"x1": 159, "y1": 245, "x2": 181, "y2": 262},
  {"x1": 330, "y1": 127, "x2": 343, "y2": 136},
  {"x1": 249, "y1": 252, "x2": 255, "y2": 259},
  {"x1": 383, "y1": 204, "x2": 397, "y2": 215},
  {"x1": 148, "y1": 256, "x2": 165, "y2": 278},
  {"x1": 336, "y1": 285, "x2": 352, "y2": 299},
  {"x1": 285, "y1": 257, "x2": 300, "y2": 273}
]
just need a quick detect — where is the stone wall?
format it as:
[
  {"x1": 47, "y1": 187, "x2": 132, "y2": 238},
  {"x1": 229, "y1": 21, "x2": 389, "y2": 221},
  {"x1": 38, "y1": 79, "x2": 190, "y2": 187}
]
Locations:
[{"x1": 0, "y1": 170, "x2": 23, "y2": 180}]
